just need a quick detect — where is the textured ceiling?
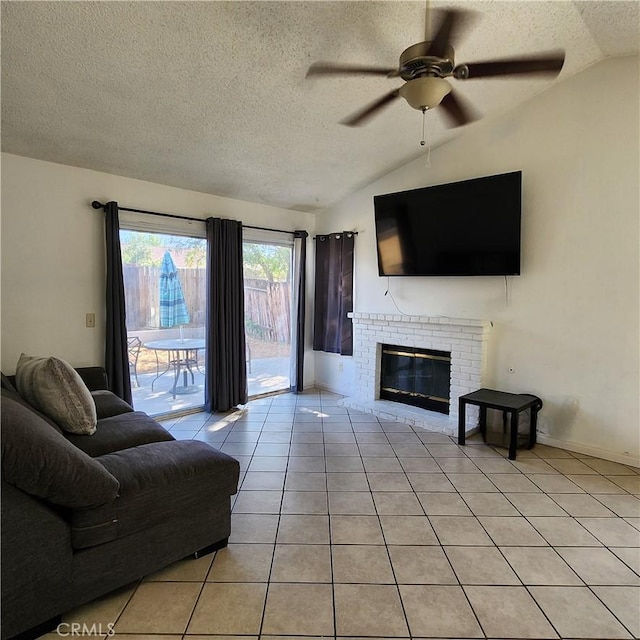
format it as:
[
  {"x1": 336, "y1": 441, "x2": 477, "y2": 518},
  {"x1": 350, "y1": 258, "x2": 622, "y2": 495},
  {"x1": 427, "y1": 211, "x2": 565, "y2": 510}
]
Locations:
[{"x1": 2, "y1": 1, "x2": 638, "y2": 213}]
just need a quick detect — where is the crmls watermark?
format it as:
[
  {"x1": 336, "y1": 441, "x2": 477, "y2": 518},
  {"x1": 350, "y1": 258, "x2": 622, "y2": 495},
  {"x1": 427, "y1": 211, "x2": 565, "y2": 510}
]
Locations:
[{"x1": 56, "y1": 623, "x2": 116, "y2": 636}]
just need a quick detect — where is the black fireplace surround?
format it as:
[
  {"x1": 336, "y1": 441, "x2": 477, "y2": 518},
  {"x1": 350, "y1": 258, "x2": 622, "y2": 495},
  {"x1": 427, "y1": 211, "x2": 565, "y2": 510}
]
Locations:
[{"x1": 380, "y1": 344, "x2": 451, "y2": 414}]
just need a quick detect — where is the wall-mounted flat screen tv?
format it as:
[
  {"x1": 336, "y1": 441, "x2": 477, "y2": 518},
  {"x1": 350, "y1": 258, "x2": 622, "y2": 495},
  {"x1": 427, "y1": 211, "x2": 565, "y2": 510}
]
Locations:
[{"x1": 374, "y1": 171, "x2": 522, "y2": 276}]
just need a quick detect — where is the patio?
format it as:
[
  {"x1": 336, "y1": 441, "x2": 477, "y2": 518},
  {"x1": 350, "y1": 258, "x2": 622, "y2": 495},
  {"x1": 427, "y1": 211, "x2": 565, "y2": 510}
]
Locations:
[{"x1": 130, "y1": 347, "x2": 290, "y2": 417}]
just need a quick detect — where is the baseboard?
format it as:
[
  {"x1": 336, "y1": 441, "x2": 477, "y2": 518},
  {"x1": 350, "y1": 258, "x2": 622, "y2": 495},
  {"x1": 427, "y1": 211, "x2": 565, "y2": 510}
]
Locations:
[
  {"x1": 537, "y1": 434, "x2": 640, "y2": 468},
  {"x1": 312, "y1": 381, "x2": 347, "y2": 396}
]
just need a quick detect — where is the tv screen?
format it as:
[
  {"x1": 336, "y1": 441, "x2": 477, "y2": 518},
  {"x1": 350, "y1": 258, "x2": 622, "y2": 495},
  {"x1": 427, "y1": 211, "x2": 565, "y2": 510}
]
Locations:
[{"x1": 374, "y1": 171, "x2": 522, "y2": 277}]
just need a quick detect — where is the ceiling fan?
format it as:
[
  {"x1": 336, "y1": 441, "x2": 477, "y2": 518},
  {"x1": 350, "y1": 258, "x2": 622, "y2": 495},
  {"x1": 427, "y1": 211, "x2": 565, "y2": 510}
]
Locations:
[{"x1": 306, "y1": 7, "x2": 565, "y2": 128}]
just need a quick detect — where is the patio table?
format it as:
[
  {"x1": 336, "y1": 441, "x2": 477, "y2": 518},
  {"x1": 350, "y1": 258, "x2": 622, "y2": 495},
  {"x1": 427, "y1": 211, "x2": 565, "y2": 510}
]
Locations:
[{"x1": 144, "y1": 338, "x2": 205, "y2": 398}]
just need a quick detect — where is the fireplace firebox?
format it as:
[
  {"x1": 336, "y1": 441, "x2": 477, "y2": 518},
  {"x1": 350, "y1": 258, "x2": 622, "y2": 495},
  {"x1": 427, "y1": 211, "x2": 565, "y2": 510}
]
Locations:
[{"x1": 380, "y1": 344, "x2": 451, "y2": 414}]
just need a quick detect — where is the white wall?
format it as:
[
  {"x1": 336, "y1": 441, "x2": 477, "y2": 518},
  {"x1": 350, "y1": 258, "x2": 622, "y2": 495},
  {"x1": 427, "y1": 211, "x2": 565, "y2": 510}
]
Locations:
[
  {"x1": 315, "y1": 55, "x2": 639, "y2": 464},
  {"x1": 1, "y1": 154, "x2": 316, "y2": 387}
]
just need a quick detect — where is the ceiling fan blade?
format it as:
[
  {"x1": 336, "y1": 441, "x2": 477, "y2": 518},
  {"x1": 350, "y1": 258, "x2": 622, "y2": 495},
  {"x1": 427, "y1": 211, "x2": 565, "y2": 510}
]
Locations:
[
  {"x1": 425, "y1": 9, "x2": 466, "y2": 57},
  {"x1": 340, "y1": 89, "x2": 401, "y2": 127},
  {"x1": 457, "y1": 51, "x2": 565, "y2": 79},
  {"x1": 439, "y1": 90, "x2": 478, "y2": 128},
  {"x1": 306, "y1": 62, "x2": 398, "y2": 78}
]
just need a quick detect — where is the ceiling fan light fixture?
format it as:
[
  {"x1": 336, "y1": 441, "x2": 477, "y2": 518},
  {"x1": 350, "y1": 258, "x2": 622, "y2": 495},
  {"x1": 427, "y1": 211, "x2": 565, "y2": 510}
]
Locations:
[{"x1": 399, "y1": 77, "x2": 452, "y2": 111}]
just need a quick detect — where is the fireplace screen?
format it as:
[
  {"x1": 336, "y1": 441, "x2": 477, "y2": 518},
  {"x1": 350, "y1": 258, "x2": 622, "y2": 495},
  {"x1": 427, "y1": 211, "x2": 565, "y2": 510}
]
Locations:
[{"x1": 380, "y1": 344, "x2": 451, "y2": 414}]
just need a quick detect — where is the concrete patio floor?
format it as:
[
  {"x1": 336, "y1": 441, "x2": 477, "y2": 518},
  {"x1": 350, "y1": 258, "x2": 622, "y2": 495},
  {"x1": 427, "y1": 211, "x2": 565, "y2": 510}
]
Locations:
[{"x1": 131, "y1": 356, "x2": 290, "y2": 417}]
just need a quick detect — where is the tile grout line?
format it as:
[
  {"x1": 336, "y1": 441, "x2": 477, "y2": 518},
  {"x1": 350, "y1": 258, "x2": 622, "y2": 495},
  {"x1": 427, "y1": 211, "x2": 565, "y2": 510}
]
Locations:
[
  {"x1": 254, "y1": 401, "x2": 288, "y2": 639},
  {"x1": 356, "y1": 415, "x2": 414, "y2": 639},
  {"x1": 414, "y1": 426, "x2": 490, "y2": 639},
  {"x1": 325, "y1": 408, "x2": 338, "y2": 640},
  {"x1": 108, "y1": 578, "x2": 144, "y2": 635},
  {"x1": 322, "y1": 391, "x2": 342, "y2": 640},
  {"x1": 179, "y1": 554, "x2": 215, "y2": 636},
  {"x1": 584, "y1": 582, "x2": 639, "y2": 638}
]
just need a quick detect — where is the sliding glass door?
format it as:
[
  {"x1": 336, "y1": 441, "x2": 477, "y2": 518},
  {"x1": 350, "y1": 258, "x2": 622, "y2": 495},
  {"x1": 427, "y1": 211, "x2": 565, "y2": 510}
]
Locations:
[
  {"x1": 119, "y1": 229, "x2": 207, "y2": 416},
  {"x1": 243, "y1": 238, "x2": 293, "y2": 396},
  {"x1": 119, "y1": 223, "x2": 302, "y2": 414}
]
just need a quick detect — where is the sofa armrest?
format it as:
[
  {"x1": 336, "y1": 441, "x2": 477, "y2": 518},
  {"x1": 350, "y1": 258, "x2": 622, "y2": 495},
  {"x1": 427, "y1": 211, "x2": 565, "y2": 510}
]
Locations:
[
  {"x1": 76, "y1": 367, "x2": 109, "y2": 391},
  {"x1": 91, "y1": 390, "x2": 134, "y2": 419}
]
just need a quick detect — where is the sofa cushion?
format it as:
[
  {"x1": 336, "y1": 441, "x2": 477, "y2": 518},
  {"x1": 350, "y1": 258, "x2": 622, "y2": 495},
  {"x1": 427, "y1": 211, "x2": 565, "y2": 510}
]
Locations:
[
  {"x1": 69, "y1": 440, "x2": 240, "y2": 549},
  {"x1": 0, "y1": 385, "x2": 65, "y2": 434},
  {"x1": 1, "y1": 372, "x2": 18, "y2": 393},
  {"x1": 91, "y1": 390, "x2": 134, "y2": 420},
  {"x1": 1, "y1": 392, "x2": 120, "y2": 509},
  {"x1": 76, "y1": 367, "x2": 110, "y2": 391},
  {"x1": 15, "y1": 354, "x2": 97, "y2": 435},
  {"x1": 65, "y1": 411, "x2": 175, "y2": 457}
]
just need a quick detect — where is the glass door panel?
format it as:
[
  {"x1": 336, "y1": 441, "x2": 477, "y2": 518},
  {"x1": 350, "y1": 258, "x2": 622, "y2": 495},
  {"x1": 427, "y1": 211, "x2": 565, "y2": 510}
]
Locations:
[
  {"x1": 120, "y1": 230, "x2": 207, "y2": 417},
  {"x1": 243, "y1": 242, "x2": 292, "y2": 396}
]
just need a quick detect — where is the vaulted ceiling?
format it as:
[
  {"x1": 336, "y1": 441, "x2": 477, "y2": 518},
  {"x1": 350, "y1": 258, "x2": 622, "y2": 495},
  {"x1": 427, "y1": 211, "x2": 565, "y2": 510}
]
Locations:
[{"x1": 2, "y1": 1, "x2": 638, "y2": 213}]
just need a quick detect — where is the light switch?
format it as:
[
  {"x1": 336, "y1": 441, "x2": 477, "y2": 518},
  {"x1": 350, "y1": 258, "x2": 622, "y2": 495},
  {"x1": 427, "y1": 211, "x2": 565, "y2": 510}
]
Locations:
[{"x1": 86, "y1": 313, "x2": 96, "y2": 328}]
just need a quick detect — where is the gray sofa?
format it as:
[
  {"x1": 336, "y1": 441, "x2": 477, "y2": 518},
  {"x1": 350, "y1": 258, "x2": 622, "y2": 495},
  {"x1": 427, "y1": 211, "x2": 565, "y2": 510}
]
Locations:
[{"x1": 1, "y1": 367, "x2": 240, "y2": 640}]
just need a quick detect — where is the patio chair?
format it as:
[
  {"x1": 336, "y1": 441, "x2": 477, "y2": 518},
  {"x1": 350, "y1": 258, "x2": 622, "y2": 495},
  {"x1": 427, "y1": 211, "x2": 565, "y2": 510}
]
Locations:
[{"x1": 127, "y1": 336, "x2": 142, "y2": 387}]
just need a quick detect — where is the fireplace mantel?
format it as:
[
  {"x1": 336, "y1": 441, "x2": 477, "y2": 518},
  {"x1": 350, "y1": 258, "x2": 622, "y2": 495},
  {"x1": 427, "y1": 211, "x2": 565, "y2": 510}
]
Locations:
[
  {"x1": 349, "y1": 312, "x2": 490, "y2": 329},
  {"x1": 340, "y1": 313, "x2": 491, "y2": 435}
]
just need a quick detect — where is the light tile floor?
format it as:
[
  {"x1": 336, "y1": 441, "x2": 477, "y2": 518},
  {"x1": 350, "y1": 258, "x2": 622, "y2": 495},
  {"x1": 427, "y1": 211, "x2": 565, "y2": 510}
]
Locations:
[{"x1": 48, "y1": 389, "x2": 640, "y2": 639}]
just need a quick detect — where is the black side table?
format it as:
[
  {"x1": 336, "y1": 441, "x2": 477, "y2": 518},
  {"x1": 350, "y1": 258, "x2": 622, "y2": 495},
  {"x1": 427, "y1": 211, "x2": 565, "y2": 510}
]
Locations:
[{"x1": 458, "y1": 388, "x2": 543, "y2": 460}]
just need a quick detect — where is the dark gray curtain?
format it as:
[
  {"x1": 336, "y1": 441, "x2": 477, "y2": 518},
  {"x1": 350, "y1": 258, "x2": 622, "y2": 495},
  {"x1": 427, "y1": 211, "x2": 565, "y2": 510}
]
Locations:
[
  {"x1": 313, "y1": 232, "x2": 354, "y2": 356},
  {"x1": 104, "y1": 202, "x2": 132, "y2": 404},
  {"x1": 293, "y1": 231, "x2": 308, "y2": 392},
  {"x1": 205, "y1": 218, "x2": 247, "y2": 412}
]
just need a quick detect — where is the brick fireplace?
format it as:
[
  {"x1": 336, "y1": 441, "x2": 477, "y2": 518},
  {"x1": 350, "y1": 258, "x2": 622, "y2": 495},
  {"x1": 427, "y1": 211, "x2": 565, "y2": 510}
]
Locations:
[{"x1": 339, "y1": 313, "x2": 491, "y2": 435}]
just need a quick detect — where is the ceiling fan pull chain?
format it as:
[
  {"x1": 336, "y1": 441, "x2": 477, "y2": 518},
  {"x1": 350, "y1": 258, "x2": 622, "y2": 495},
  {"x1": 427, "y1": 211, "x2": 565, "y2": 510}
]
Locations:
[{"x1": 420, "y1": 108, "x2": 432, "y2": 167}]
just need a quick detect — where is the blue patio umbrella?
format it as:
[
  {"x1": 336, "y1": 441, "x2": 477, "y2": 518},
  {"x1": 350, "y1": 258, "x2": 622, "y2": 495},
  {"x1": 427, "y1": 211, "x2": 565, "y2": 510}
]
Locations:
[{"x1": 159, "y1": 251, "x2": 190, "y2": 328}]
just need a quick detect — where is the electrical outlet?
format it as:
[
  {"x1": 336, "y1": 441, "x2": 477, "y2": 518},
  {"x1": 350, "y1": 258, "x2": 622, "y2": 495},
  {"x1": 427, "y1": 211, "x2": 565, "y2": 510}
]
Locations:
[{"x1": 86, "y1": 313, "x2": 96, "y2": 328}]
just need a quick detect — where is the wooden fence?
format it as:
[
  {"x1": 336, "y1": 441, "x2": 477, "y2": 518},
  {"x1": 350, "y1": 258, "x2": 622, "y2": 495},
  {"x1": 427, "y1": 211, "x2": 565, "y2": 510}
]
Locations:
[
  {"x1": 123, "y1": 267, "x2": 290, "y2": 343},
  {"x1": 244, "y1": 278, "x2": 291, "y2": 343}
]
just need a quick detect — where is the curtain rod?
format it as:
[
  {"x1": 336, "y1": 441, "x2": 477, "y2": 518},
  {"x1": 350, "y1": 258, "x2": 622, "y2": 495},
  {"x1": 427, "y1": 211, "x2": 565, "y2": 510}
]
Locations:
[
  {"x1": 91, "y1": 200, "x2": 301, "y2": 236},
  {"x1": 313, "y1": 231, "x2": 359, "y2": 239}
]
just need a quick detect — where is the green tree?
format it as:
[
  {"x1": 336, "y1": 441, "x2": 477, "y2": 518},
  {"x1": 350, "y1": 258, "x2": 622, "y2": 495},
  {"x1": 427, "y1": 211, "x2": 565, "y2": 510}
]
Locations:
[
  {"x1": 120, "y1": 231, "x2": 162, "y2": 266},
  {"x1": 165, "y1": 236, "x2": 206, "y2": 268},
  {"x1": 243, "y1": 243, "x2": 290, "y2": 282}
]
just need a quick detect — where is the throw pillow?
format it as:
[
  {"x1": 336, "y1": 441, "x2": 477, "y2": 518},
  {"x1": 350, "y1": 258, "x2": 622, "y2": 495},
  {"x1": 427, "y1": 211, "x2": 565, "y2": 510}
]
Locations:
[
  {"x1": 1, "y1": 392, "x2": 119, "y2": 509},
  {"x1": 15, "y1": 353, "x2": 98, "y2": 435}
]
